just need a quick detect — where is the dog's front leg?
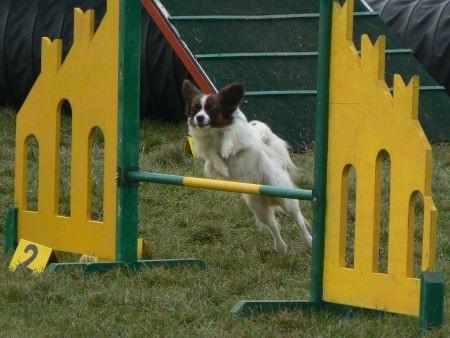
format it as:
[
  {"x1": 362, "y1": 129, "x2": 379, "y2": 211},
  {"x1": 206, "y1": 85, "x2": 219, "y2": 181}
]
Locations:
[
  {"x1": 204, "y1": 160, "x2": 221, "y2": 179},
  {"x1": 204, "y1": 154, "x2": 229, "y2": 179},
  {"x1": 220, "y1": 135, "x2": 236, "y2": 160}
]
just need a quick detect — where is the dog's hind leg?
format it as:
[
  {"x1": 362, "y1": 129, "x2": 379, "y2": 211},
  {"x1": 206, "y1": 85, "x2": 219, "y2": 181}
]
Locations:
[
  {"x1": 244, "y1": 195, "x2": 288, "y2": 254},
  {"x1": 280, "y1": 199, "x2": 312, "y2": 249},
  {"x1": 255, "y1": 219, "x2": 281, "y2": 232}
]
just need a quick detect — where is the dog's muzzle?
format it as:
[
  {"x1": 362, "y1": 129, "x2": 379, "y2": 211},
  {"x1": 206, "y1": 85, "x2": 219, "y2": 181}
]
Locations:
[{"x1": 190, "y1": 114, "x2": 210, "y2": 128}]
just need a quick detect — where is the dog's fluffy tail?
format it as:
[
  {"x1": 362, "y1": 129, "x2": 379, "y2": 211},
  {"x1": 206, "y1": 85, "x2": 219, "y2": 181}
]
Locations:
[{"x1": 250, "y1": 120, "x2": 300, "y2": 181}]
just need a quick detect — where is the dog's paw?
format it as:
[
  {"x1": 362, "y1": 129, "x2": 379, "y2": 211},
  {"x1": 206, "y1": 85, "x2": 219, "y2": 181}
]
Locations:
[
  {"x1": 304, "y1": 233, "x2": 313, "y2": 249},
  {"x1": 204, "y1": 160, "x2": 215, "y2": 176},
  {"x1": 274, "y1": 239, "x2": 288, "y2": 255},
  {"x1": 205, "y1": 160, "x2": 229, "y2": 179},
  {"x1": 220, "y1": 142, "x2": 235, "y2": 160},
  {"x1": 216, "y1": 164, "x2": 229, "y2": 178},
  {"x1": 255, "y1": 220, "x2": 267, "y2": 232}
]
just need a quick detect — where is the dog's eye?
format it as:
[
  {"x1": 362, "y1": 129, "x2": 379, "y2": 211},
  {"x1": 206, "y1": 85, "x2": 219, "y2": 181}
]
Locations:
[
  {"x1": 192, "y1": 103, "x2": 201, "y2": 112},
  {"x1": 206, "y1": 105, "x2": 216, "y2": 113}
]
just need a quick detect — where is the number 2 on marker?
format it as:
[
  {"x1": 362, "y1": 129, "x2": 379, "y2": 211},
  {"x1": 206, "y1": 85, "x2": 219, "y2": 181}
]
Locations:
[
  {"x1": 16, "y1": 244, "x2": 38, "y2": 273},
  {"x1": 9, "y1": 239, "x2": 54, "y2": 274}
]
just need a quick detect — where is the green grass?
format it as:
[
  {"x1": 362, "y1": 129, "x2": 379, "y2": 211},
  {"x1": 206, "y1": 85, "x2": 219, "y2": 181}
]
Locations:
[{"x1": 0, "y1": 108, "x2": 448, "y2": 336}]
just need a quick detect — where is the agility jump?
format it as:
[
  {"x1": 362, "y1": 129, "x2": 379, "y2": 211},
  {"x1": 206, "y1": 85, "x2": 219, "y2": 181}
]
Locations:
[{"x1": 5, "y1": 0, "x2": 444, "y2": 331}]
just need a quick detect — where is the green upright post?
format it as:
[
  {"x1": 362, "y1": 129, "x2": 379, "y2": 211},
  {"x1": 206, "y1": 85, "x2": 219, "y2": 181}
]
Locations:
[
  {"x1": 113, "y1": 0, "x2": 205, "y2": 270},
  {"x1": 116, "y1": 0, "x2": 141, "y2": 263},
  {"x1": 311, "y1": 0, "x2": 333, "y2": 305},
  {"x1": 5, "y1": 207, "x2": 18, "y2": 256}
]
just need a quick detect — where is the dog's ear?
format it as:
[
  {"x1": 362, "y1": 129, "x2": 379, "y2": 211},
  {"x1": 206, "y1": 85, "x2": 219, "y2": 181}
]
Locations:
[
  {"x1": 182, "y1": 79, "x2": 201, "y2": 105},
  {"x1": 218, "y1": 83, "x2": 244, "y2": 115}
]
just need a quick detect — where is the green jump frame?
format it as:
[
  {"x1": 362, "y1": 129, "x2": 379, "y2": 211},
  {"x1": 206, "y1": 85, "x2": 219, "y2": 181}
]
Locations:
[
  {"x1": 42, "y1": 0, "x2": 206, "y2": 273},
  {"x1": 227, "y1": 1, "x2": 444, "y2": 332}
]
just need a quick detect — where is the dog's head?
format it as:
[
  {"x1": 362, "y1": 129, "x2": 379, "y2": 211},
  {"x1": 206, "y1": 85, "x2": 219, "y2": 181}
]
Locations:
[{"x1": 182, "y1": 80, "x2": 244, "y2": 129}]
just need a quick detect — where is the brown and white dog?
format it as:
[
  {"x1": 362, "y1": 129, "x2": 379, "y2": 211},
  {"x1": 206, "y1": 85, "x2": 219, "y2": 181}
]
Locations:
[{"x1": 182, "y1": 80, "x2": 312, "y2": 253}]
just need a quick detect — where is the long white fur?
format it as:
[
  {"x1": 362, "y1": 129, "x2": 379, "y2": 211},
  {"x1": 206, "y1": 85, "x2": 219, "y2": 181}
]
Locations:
[
  {"x1": 249, "y1": 120, "x2": 298, "y2": 178},
  {"x1": 189, "y1": 98, "x2": 312, "y2": 253}
]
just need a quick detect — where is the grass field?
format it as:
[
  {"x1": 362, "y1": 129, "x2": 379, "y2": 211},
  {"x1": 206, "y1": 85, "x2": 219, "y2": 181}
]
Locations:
[{"x1": 0, "y1": 108, "x2": 448, "y2": 337}]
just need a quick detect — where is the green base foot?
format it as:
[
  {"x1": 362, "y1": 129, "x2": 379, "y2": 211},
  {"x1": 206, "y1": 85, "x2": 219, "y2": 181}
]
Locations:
[
  {"x1": 419, "y1": 271, "x2": 444, "y2": 332},
  {"x1": 45, "y1": 258, "x2": 206, "y2": 273}
]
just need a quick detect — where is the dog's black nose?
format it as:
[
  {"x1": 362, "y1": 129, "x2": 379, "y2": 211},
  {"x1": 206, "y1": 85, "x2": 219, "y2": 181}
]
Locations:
[{"x1": 196, "y1": 115, "x2": 205, "y2": 124}]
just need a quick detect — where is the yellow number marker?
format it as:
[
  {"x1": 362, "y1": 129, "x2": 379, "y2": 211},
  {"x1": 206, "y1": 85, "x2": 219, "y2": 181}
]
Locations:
[
  {"x1": 9, "y1": 239, "x2": 56, "y2": 274},
  {"x1": 185, "y1": 136, "x2": 199, "y2": 158}
]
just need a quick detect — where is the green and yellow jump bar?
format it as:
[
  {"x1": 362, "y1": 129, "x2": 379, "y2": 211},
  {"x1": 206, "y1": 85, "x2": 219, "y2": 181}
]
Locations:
[{"x1": 127, "y1": 171, "x2": 313, "y2": 201}]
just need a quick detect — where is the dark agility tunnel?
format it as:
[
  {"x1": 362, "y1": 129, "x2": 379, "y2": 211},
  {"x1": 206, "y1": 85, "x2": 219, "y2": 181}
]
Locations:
[
  {"x1": 366, "y1": 0, "x2": 450, "y2": 95},
  {"x1": 0, "y1": 0, "x2": 189, "y2": 120}
]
